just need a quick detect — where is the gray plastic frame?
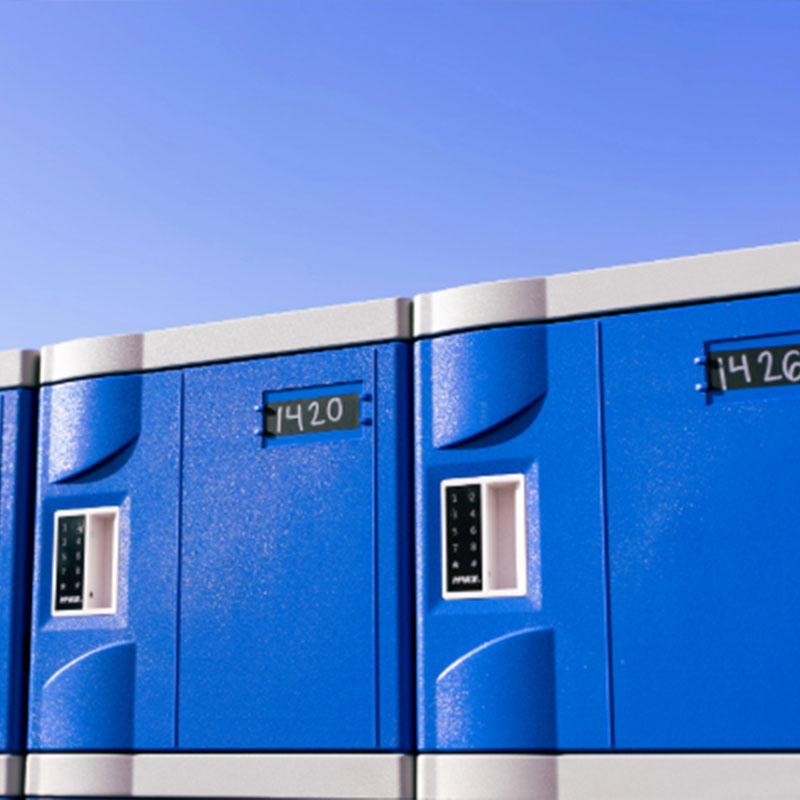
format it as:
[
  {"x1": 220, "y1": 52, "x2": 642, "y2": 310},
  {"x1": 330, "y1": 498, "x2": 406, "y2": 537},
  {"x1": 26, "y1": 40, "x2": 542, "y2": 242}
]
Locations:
[
  {"x1": 0, "y1": 350, "x2": 38, "y2": 390},
  {"x1": 39, "y1": 242, "x2": 800, "y2": 380},
  {"x1": 414, "y1": 241, "x2": 800, "y2": 337},
  {"x1": 0, "y1": 756, "x2": 23, "y2": 797},
  {"x1": 40, "y1": 297, "x2": 412, "y2": 384},
  {"x1": 417, "y1": 753, "x2": 800, "y2": 800},
  {"x1": 26, "y1": 753, "x2": 414, "y2": 799}
]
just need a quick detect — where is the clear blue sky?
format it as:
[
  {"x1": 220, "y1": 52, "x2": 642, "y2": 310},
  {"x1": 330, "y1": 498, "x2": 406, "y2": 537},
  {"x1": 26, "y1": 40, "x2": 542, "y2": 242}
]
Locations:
[{"x1": 1, "y1": 1, "x2": 798, "y2": 349}]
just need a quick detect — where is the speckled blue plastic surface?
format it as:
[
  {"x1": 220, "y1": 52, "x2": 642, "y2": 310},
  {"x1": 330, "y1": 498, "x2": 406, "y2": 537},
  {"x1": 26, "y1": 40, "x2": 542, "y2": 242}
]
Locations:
[
  {"x1": 178, "y1": 342, "x2": 413, "y2": 750},
  {"x1": 416, "y1": 320, "x2": 610, "y2": 752},
  {"x1": 28, "y1": 373, "x2": 182, "y2": 750},
  {"x1": 603, "y1": 290, "x2": 800, "y2": 750},
  {"x1": 28, "y1": 342, "x2": 413, "y2": 753},
  {"x1": 0, "y1": 387, "x2": 36, "y2": 755}
]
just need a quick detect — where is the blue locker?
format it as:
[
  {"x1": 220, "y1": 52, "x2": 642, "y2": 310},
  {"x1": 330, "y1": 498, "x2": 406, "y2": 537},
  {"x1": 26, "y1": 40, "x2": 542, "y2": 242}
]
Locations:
[
  {"x1": 26, "y1": 301, "x2": 414, "y2": 800},
  {"x1": 414, "y1": 241, "x2": 800, "y2": 800},
  {"x1": 0, "y1": 351, "x2": 37, "y2": 800}
]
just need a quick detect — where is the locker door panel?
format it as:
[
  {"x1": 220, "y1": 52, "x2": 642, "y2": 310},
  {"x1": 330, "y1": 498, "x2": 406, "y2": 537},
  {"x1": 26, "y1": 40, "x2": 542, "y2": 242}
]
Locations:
[
  {"x1": 28, "y1": 373, "x2": 182, "y2": 751},
  {"x1": 179, "y1": 348, "x2": 378, "y2": 750},
  {"x1": 416, "y1": 320, "x2": 610, "y2": 751},
  {"x1": 603, "y1": 291, "x2": 800, "y2": 749},
  {"x1": 0, "y1": 388, "x2": 35, "y2": 753}
]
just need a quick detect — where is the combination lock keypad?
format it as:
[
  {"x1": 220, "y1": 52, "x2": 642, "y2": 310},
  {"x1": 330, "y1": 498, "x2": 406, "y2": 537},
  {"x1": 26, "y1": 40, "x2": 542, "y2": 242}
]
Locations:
[
  {"x1": 55, "y1": 515, "x2": 86, "y2": 611},
  {"x1": 445, "y1": 484, "x2": 482, "y2": 592}
]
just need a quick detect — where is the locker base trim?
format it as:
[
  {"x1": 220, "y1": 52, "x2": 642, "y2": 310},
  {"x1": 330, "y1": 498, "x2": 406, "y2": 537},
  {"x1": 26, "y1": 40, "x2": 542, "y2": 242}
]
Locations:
[
  {"x1": 417, "y1": 753, "x2": 800, "y2": 800},
  {"x1": 25, "y1": 752, "x2": 413, "y2": 799},
  {"x1": 0, "y1": 754, "x2": 23, "y2": 796}
]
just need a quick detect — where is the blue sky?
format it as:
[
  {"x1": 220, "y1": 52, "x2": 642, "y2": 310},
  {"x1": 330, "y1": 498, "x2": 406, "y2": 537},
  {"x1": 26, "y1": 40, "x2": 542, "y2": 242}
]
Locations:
[{"x1": 1, "y1": 1, "x2": 798, "y2": 349}]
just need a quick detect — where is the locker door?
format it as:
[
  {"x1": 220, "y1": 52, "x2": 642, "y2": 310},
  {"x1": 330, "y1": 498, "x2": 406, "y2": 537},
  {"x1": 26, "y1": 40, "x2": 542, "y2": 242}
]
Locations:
[
  {"x1": 416, "y1": 320, "x2": 610, "y2": 752},
  {"x1": 28, "y1": 373, "x2": 182, "y2": 750},
  {"x1": 603, "y1": 291, "x2": 800, "y2": 749},
  {"x1": 0, "y1": 388, "x2": 35, "y2": 753},
  {"x1": 179, "y1": 347, "x2": 379, "y2": 750}
]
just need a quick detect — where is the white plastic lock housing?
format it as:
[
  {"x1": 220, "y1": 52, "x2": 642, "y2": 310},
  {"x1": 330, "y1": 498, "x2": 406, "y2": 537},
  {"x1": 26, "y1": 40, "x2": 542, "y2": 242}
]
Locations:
[
  {"x1": 52, "y1": 506, "x2": 120, "y2": 617},
  {"x1": 441, "y1": 474, "x2": 526, "y2": 600}
]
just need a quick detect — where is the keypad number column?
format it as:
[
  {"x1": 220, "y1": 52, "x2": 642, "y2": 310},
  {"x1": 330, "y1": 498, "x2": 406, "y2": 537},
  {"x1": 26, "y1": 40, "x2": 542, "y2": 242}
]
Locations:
[
  {"x1": 445, "y1": 484, "x2": 483, "y2": 593},
  {"x1": 55, "y1": 515, "x2": 86, "y2": 612}
]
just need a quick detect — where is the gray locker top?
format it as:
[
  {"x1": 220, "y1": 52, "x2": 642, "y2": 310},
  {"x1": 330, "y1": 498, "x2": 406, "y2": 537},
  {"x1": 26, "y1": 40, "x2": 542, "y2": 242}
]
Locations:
[
  {"x1": 0, "y1": 350, "x2": 39, "y2": 390},
  {"x1": 41, "y1": 297, "x2": 411, "y2": 384},
  {"x1": 414, "y1": 241, "x2": 800, "y2": 337}
]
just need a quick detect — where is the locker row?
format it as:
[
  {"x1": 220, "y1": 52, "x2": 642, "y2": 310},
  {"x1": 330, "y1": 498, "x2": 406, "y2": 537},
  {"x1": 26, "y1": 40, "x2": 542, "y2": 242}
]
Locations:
[{"x1": 1, "y1": 241, "x2": 800, "y2": 800}]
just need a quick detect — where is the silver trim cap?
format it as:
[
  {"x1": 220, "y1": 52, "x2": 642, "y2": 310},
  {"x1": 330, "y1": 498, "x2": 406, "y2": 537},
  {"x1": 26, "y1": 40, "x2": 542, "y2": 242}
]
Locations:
[
  {"x1": 414, "y1": 241, "x2": 800, "y2": 337},
  {"x1": 0, "y1": 755, "x2": 23, "y2": 796},
  {"x1": 41, "y1": 297, "x2": 411, "y2": 384},
  {"x1": 0, "y1": 350, "x2": 39, "y2": 390},
  {"x1": 418, "y1": 753, "x2": 800, "y2": 800},
  {"x1": 26, "y1": 752, "x2": 414, "y2": 799}
]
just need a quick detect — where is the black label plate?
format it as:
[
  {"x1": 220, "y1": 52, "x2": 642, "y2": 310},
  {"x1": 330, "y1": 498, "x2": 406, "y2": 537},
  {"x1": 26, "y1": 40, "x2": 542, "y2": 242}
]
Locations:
[
  {"x1": 264, "y1": 392, "x2": 360, "y2": 437},
  {"x1": 708, "y1": 344, "x2": 800, "y2": 391}
]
